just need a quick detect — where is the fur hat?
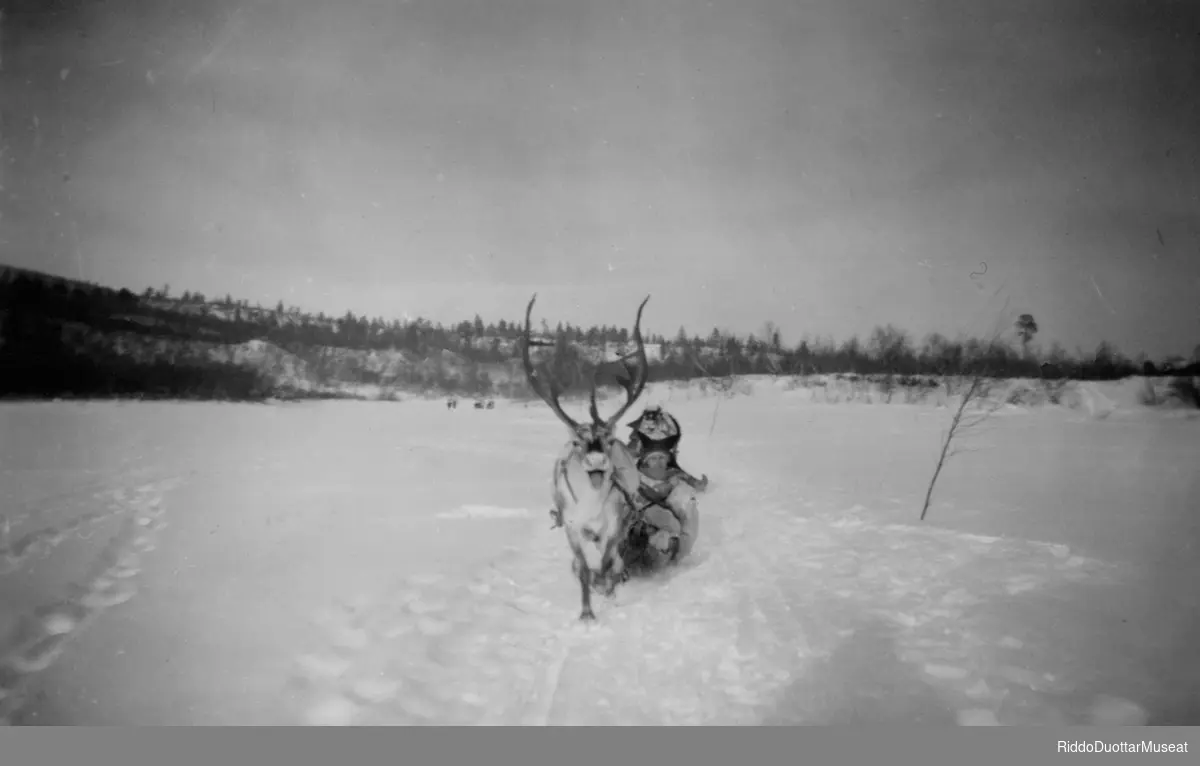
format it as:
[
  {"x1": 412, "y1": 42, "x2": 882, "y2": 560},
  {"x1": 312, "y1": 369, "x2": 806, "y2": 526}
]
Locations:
[
  {"x1": 635, "y1": 406, "x2": 678, "y2": 441},
  {"x1": 628, "y1": 401, "x2": 662, "y2": 427}
]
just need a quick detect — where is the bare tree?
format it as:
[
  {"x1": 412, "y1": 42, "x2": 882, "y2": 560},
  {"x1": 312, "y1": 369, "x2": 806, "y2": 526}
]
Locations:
[
  {"x1": 689, "y1": 349, "x2": 739, "y2": 437},
  {"x1": 919, "y1": 370, "x2": 995, "y2": 521},
  {"x1": 869, "y1": 324, "x2": 913, "y2": 402},
  {"x1": 759, "y1": 320, "x2": 782, "y2": 352},
  {"x1": 920, "y1": 297, "x2": 1012, "y2": 522},
  {"x1": 1014, "y1": 313, "x2": 1038, "y2": 357}
]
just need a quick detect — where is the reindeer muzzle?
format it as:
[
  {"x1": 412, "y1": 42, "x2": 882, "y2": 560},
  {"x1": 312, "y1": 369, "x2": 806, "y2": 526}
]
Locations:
[{"x1": 581, "y1": 451, "x2": 612, "y2": 490}]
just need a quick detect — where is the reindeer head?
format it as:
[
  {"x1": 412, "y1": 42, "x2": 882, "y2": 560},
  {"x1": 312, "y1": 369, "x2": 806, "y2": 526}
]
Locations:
[{"x1": 522, "y1": 293, "x2": 650, "y2": 618}]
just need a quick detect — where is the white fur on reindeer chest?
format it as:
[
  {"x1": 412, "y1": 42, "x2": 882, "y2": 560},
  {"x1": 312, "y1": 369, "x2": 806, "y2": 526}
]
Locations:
[{"x1": 552, "y1": 442, "x2": 630, "y2": 572}]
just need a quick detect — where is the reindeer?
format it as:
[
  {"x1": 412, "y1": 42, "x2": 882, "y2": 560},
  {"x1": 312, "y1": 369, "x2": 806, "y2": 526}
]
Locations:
[
  {"x1": 486, "y1": 400, "x2": 495, "y2": 410},
  {"x1": 522, "y1": 292, "x2": 650, "y2": 621},
  {"x1": 473, "y1": 400, "x2": 485, "y2": 409},
  {"x1": 446, "y1": 397, "x2": 458, "y2": 410}
]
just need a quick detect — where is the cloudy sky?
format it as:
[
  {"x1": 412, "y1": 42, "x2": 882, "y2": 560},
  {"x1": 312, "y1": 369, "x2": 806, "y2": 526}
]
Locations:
[{"x1": 2, "y1": 0, "x2": 1197, "y2": 357}]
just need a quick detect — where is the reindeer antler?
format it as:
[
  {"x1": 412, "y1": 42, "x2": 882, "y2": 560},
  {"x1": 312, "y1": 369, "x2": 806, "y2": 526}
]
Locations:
[
  {"x1": 521, "y1": 293, "x2": 651, "y2": 433},
  {"x1": 600, "y1": 295, "x2": 650, "y2": 430},
  {"x1": 522, "y1": 294, "x2": 582, "y2": 431}
]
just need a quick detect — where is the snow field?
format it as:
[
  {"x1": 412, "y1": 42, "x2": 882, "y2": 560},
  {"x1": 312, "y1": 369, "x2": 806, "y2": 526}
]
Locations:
[{"x1": 1, "y1": 391, "x2": 1194, "y2": 725}]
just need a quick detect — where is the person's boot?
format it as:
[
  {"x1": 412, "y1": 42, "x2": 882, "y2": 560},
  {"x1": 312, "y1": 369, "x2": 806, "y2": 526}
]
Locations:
[{"x1": 666, "y1": 536, "x2": 681, "y2": 562}]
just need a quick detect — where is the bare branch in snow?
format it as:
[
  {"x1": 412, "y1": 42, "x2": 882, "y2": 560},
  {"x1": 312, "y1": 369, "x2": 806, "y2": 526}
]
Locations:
[{"x1": 920, "y1": 369, "x2": 995, "y2": 522}]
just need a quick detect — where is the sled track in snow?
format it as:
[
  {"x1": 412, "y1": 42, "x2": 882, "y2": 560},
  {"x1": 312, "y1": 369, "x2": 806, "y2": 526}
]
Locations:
[
  {"x1": 0, "y1": 461, "x2": 1135, "y2": 726},
  {"x1": 0, "y1": 472, "x2": 184, "y2": 726},
  {"x1": 285, "y1": 497, "x2": 795, "y2": 726},
  {"x1": 287, "y1": 460, "x2": 1124, "y2": 726}
]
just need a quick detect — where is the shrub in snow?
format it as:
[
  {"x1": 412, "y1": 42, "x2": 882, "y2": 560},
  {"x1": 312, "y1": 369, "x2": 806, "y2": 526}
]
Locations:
[{"x1": 1165, "y1": 376, "x2": 1200, "y2": 409}]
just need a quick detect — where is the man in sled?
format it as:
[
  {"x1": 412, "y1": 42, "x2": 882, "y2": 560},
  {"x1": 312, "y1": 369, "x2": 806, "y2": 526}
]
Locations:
[
  {"x1": 625, "y1": 403, "x2": 708, "y2": 492},
  {"x1": 627, "y1": 443, "x2": 702, "y2": 562}
]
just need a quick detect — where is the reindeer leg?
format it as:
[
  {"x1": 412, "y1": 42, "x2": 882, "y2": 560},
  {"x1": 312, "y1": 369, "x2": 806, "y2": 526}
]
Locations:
[
  {"x1": 576, "y1": 552, "x2": 596, "y2": 621},
  {"x1": 602, "y1": 568, "x2": 622, "y2": 597},
  {"x1": 605, "y1": 523, "x2": 633, "y2": 594},
  {"x1": 597, "y1": 547, "x2": 623, "y2": 597}
]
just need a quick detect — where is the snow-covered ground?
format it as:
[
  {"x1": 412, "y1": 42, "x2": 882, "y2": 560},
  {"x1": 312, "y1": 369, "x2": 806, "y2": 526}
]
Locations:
[{"x1": 1, "y1": 384, "x2": 1197, "y2": 725}]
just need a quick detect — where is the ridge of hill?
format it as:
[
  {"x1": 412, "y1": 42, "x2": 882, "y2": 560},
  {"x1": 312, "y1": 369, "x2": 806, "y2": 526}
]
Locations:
[{"x1": 2, "y1": 264, "x2": 1197, "y2": 411}]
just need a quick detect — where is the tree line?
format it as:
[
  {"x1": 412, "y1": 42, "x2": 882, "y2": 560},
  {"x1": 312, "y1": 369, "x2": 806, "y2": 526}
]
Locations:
[{"x1": 1, "y1": 268, "x2": 1197, "y2": 401}]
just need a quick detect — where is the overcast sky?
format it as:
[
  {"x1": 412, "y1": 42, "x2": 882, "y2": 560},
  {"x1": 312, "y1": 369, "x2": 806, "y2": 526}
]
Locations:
[{"x1": 2, "y1": 0, "x2": 1197, "y2": 357}]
